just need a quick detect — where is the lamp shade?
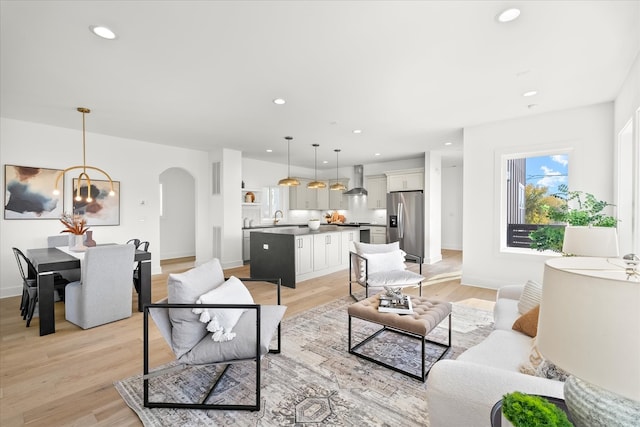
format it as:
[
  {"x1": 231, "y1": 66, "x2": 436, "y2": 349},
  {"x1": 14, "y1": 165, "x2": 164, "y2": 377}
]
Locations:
[
  {"x1": 538, "y1": 257, "x2": 640, "y2": 402},
  {"x1": 561, "y1": 226, "x2": 619, "y2": 257}
]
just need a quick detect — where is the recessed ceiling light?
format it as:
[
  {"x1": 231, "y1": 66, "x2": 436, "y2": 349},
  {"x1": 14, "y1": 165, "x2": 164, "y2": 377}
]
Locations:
[
  {"x1": 322, "y1": 160, "x2": 329, "y2": 164},
  {"x1": 89, "y1": 25, "x2": 117, "y2": 40},
  {"x1": 273, "y1": 98, "x2": 286, "y2": 105},
  {"x1": 523, "y1": 90, "x2": 538, "y2": 97},
  {"x1": 266, "y1": 149, "x2": 273, "y2": 153},
  {"x1": 444, "y1": 142, "x2": 453, "y2": 146},
  {"x1": 352, "y1": 129, "x2": 362, "y2": 134},
  {"x1": 497, "y1": 8, "x2": 521, "y2": 23},
  {"x1": 375, "y1": 153, "x2": 381, "y2": 156}
]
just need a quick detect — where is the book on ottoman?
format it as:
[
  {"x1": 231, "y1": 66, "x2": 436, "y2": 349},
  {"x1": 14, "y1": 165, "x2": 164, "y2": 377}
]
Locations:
[{"x1": 378, "y1": 294, "x2": 414, "y2": 314}]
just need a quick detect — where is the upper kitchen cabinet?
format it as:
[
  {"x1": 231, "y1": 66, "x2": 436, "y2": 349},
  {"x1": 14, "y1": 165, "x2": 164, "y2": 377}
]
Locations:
[
  {"x1": 329, "y1": 179, "x2": 349, "y2": 210},
  {"x1": 316, "y1": 185, "x2": 329, "y2": 210},
  {"x1": 366, "y1": 175, "x2": 387, "y2": 209},
  {"x1": 289, "y1": 178, "x2": 313, "y2": 209},
  {"x1": 386, "y1": 169, "x2": 424, "y2": 192}
]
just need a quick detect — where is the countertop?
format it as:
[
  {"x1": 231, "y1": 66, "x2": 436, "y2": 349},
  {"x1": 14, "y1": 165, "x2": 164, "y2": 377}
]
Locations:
[
  {"x1": 243, "y1": 223, "x2": 385, "y2": 230},
  {"x1": 249, "y1": 224, "x2": 374, "y2": 236}
]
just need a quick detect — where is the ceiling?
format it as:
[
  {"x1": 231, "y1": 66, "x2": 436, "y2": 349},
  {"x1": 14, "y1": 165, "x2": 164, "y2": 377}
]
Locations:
[{"x1": 1, "y1": 1, "x2": 638, "y2": 170}]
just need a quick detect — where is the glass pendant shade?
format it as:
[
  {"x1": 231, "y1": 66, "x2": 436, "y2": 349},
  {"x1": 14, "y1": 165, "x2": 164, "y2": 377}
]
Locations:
[{"x1": 278, "y1": 136, "x2": 300, "y2": 186}]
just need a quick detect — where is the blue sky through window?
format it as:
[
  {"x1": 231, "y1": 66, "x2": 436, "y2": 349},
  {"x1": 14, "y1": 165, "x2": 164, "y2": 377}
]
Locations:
[{"x1": 525, "y1": 154, "x2": 568, "y2": 195}]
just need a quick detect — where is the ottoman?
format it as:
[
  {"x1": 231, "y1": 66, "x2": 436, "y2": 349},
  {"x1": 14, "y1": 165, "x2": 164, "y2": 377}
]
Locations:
[{"x1": 348, "y1": 294, "x2": 451, "y2": 381}]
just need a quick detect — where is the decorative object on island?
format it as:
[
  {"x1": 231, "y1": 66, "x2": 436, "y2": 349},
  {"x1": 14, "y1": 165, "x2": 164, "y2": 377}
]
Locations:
[
  {"x1": 325, "y1": 211, "x2": 346, "y2": 224},
  {"x1": 529, "y1": 185, "x2": 617, "y2": 253},
  {"x1": 307, "y1": 143, "x2": 326, "y2": 189},
  {"x1": 278, "y1": 136, "x2": 300, "y2": 186},
  {"x1": 307, "y1": 219, "x2": 320, "y2": 230},
  {"x1": 53, "y1": 107, "x2": 117, "y2": 203},
  {"x1": 330, "y1": 149, "x2": 346, "y2": 191},
  {"x1": 499, "y1": 392, "x2": 572, "y2": 427},
  {"x1": 537, "y1": 257, "x2": 640, "y2": 427}
]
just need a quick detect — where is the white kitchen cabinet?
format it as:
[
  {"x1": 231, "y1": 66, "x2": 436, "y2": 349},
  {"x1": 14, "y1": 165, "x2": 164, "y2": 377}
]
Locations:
[
  {"x1": 386, "y1": 169, "x2": 424, "y2": 191},
  {"x1": 289, "y1": 178, "x2": 320, "y2": 210},
  {"x1": 341, "y1": 229, "x2": 360, "y2": 266},
  {"x1": 370, "y1": 226, "x2": 387, "y2": 244},
  {"x1": 315, "y1": 185, "x2": 329, "y2": 210},
  {"x1": 295, "y1": 234, "x2": 314, "y2": 275},
  {"x1": 313, "y1": 232, "x2": 341, "y2": 271},
  {"x1": 366, "y1": 175, "x2": 387, "y2": 209},
  {"x1": 329, "y1": 179, "x2": 349, "y2": 209}
]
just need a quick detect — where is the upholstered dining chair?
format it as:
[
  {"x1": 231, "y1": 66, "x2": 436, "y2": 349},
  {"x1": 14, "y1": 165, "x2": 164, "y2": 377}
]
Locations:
[
  {"x1": 349, "y1": 241, "x2": 425, "y2": 301},
  {"x1": 12, "y1": 247, "x2": 69, "y2": 327},
  {"x1": 65, "y1": 244, "x2": 135, "y2": 329},
  {"x1": 47, "y1": 235, "x2": 81, "y2": 283},
  {"x1": 143, "y1": 259, "x2": 286, "y2": 411}
]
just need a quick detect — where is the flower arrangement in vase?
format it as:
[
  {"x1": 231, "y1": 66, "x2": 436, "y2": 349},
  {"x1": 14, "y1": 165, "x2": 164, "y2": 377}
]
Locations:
[{"x1": 60, "y1": 213, "x2": 90, "y2": 252}]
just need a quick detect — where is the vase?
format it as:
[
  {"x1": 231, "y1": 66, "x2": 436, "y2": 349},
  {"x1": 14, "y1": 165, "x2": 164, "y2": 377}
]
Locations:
[
  {"x1": 69, "y1": 234, "x2": 87, "y2": 252},
  {"x1": 84, "y1": 230, "x2": 96, "y2": 247}
]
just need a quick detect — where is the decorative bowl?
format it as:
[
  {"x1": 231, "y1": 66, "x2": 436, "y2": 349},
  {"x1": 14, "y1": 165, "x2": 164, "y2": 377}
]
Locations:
[{"x1": 308, "y1": 219, "x2": 321, "y2": 230}]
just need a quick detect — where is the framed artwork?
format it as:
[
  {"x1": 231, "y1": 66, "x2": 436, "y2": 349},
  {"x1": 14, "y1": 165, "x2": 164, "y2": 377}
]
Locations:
[
  {"x1": 4, "y1": 164, "x2": 64, "y2": 219},
  {"x1": 72, "y1": 178, "x2": 120, "y2": 225}
]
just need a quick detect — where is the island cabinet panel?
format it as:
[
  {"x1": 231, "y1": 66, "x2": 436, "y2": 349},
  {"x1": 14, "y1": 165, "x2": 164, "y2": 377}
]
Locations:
[
  {"x1": 313, "y1": 232, "x2": 341, "y2": 271},
  {"x1": 295, "y1": 235, "x2": 313, "y2": 275},
  {"x1": 250, "y1": 232, "x2": 296, "y2": 287}
]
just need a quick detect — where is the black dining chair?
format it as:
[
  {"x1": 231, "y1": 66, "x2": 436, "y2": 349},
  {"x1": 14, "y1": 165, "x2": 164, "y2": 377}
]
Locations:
[
  {"x1": 133, "y1": 241, "x2": 149, "y2": 293},
  {"x1": 12, "y1": 247, "x2": 69, "y2": 327},
  {"x1": 126, "y1": 238, "x2": 141, "y2": 247}
]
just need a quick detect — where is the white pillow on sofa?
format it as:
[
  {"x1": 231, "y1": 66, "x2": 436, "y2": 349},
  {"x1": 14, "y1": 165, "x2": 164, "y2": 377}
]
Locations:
[
  {"x1": 168, "y1": 259, "x2": 225, "y2": 358},
  {"x1": 517, "y1": 280, "x2": 542, "y2": 314},
  {"x1": 192, "y1": 276, "x2": 254, "y2": 342}
]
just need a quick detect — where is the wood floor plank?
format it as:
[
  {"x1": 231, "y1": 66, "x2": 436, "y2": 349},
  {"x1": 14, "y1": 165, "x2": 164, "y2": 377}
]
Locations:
[{"x1": 0, "y1": 249, "x2": 494, "y2": 426}]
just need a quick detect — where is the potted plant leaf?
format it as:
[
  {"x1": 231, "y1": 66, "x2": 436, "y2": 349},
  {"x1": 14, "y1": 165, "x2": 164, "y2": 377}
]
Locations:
[
  {"x1": 529, "y1": 185, "x2": 616, "y2": 253},
  {"x1": 501, "y1": 392, "x2": 573, "y2": 427}
]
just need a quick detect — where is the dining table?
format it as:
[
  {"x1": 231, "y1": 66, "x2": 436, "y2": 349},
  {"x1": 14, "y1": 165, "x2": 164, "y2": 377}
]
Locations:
[{"x1": 27, "y1": 245, "x2": 151, "y2": 336}]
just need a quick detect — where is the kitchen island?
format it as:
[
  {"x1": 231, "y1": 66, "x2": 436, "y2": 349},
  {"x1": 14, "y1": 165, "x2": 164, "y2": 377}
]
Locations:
[{"x1": 250, "y1": 225, "x2": 363, "y2": 287}]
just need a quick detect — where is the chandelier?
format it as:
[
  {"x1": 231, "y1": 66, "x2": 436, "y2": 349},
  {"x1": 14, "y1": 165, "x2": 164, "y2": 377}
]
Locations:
[{"x1": 53, "y1": 107, "x2": 115, "y2": 202}]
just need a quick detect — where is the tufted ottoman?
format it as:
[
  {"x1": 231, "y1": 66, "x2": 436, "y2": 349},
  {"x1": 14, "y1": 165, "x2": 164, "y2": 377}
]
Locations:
[{"x1": 348, "y1": 294, "x2": 451, "y2": 381}]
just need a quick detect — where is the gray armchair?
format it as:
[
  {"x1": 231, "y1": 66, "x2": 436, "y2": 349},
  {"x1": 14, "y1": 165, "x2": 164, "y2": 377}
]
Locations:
[{"x1": 65, "y1": 244, "x2": 135, "y2": 329}]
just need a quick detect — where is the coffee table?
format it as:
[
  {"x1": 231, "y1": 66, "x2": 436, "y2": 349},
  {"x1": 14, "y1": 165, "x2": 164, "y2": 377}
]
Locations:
[{"x1": 348, "y1": 294, "x2": 451, "y2": 381}]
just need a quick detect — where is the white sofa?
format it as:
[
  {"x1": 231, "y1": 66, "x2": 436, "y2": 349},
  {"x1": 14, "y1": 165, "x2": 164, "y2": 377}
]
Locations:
[{"x1": 426, "y1": 284, "x2": 564, "y2": 427}]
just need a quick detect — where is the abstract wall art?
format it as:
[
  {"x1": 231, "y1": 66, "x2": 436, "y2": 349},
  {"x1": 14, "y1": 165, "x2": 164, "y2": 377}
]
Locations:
[
  {"x1": 4, "y1": 165, "x2": 64, "y2": 219},
  {"x1": 72, "y1": 178, "x2": 120, "y2": 225}
]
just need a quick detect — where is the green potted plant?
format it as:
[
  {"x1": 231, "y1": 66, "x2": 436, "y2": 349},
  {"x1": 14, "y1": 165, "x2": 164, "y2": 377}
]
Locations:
[
  {"x1": 529, "y1": 185, "x2": 616, "y2": 253},
  {"x1": 502, "y1": 392, "x2": 573, "y2": 427}
]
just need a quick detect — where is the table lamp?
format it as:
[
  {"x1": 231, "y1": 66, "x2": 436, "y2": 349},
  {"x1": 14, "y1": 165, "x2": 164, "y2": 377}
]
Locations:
[
  {"x1": 561, "y1": 226, "x2": 619, "y2": 257},
  {"x1": 538, "y1": 257, "x2": 640, "y2": 426}
]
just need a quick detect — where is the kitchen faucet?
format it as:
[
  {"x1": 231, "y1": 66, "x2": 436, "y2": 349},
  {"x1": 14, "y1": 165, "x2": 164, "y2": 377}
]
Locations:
[{"x1": 273, "y1": 210, "x2": 283, "y2": 224}]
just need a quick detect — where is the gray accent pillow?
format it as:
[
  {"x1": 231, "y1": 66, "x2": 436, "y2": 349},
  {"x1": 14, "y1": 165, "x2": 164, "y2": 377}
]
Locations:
[
  {"x1": 168, "y1": 259, "x2": 225, "y2": 358},
  {"x1": 179, "y1": 305, "x2": 287, "y2": 365}
]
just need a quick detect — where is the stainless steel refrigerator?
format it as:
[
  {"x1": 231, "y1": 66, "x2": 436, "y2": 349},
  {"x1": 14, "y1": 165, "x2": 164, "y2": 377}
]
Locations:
[{"x1": 387, "y1": 191, "x2": 424, "y2": 258}]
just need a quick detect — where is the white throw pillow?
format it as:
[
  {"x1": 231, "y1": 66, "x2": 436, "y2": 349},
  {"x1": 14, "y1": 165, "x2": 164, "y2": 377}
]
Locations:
[
  {"x1": 363, "y1": 250, "x2": 407, "y2": 274},
  {"x1": 517, "y1": 279, "x2": 542, "y2": 314},
  {"x1": 192, "y1": 276, "x2": 254, "y2": 342},
  {"x1": 168, "y1": 259, "x2": 225, "y2": 358},
  {"x1": 353, "y1": 241, "x2": 401, "y2": 281}
]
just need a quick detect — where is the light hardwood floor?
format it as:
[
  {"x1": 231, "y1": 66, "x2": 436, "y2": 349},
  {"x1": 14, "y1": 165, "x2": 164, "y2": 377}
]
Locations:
[{"x1": 0, "y1": 249, "x2": 495, "y2": 426}]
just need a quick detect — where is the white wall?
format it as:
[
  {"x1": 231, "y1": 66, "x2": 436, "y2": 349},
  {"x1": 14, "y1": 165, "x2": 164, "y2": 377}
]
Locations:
[
  {"x1": 462, "y1": 103, "x2": 614, "y2": 289},
  {"x1": 0, "y1": 118, "x2": 210, "y2": 298},
  {"x1": 159, "y1": 168, "x2": 196, "y2": 259},
  {"x1": 441, "y1": 162, "x2": 463, "y2": 250}
]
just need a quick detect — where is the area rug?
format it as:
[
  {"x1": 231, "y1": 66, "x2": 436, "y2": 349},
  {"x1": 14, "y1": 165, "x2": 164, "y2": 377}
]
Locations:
[{"x1": 115, "y1": 295, "x2": 494, "y2": 426}]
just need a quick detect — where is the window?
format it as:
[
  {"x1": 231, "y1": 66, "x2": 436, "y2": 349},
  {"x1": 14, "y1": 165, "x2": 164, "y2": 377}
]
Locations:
[{"x1": 504, "y1": 153, "x2": 569, "y2": 249}]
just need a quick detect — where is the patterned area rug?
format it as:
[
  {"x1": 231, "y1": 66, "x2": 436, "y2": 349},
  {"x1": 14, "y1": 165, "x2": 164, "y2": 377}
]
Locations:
[{"x1": 115, "y1": 295, "x2": 494, "y2": 426}]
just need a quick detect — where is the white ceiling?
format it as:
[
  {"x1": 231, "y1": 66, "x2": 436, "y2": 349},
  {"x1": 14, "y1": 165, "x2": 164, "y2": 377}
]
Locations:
[{"x1": 1, "y1": 1, "x2": 638, "y2": 170}]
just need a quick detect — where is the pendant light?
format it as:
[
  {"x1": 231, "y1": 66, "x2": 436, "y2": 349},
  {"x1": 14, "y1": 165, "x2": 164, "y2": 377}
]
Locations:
[
  {"x1": 308, "y1": 143, "x2": 326, "y2": 189},
  {"x1": 330, "y1": 149, "x2": 346, "y2": 191},
  {"x1": 53, "y1": 107, "x2": 116, "y2": 202},
  {"x1": 278, "y1": 136, "x2": 300, "y2": 186}
]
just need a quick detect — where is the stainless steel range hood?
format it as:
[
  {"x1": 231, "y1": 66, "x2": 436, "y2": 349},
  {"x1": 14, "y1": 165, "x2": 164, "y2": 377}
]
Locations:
[{"x1": 344, "y1": 165, "x2": 368, "y2": 196}]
